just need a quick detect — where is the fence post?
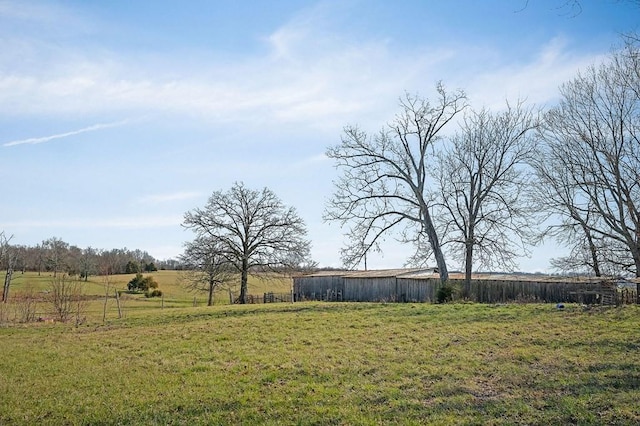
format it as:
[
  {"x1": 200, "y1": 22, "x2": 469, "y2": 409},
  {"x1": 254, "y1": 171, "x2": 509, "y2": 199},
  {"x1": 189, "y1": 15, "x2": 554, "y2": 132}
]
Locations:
[{"x1": 115, "y1": 290, "x2": 122, "y2": 319}]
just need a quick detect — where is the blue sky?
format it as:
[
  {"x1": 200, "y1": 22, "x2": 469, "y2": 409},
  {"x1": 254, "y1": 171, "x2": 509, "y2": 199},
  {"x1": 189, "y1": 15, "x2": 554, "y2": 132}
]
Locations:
[{"x1": 1, "y1": 0, "x2": 638, "y2": 271}]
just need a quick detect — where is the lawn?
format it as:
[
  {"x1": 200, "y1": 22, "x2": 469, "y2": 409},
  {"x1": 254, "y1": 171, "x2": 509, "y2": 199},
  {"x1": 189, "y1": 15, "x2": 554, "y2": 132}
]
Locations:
[{"x1": 1, "y1": 301, "x2": 639, "y2": 424}]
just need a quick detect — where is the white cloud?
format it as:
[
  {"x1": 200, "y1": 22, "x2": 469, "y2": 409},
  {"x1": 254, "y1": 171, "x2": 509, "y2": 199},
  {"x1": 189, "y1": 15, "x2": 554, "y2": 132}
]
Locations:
[{"x1": 0, "y1": 3, "x2": 611, "y2": 135}]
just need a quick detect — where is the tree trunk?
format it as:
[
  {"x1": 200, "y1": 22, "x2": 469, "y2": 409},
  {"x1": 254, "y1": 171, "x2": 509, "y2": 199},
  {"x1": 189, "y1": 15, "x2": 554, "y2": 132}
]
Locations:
[
  {"x1": 2, "y1": 270, "x2": 11, "y2": 302},
  {"x1": 422, "y1": 207, "x2": 448, "y2": 283},
  {"x1": 102, "y1": 292, "x2": 108, "y2": 323},
  {"x1": 2, "y1": 256, "x2": 14, "y2": 302},
  {"x1": 464, "y1": 238, "x2": 474, "y2": 298},
  {"x1": 207, "y1": 278, "x2": 215, "y2": 306},
  {"x1": 239, "y1": 258, "x2": 248, "y2": 304},
  {"x1": 586, "y1": 232, "x2": 601, "y2": 277}
]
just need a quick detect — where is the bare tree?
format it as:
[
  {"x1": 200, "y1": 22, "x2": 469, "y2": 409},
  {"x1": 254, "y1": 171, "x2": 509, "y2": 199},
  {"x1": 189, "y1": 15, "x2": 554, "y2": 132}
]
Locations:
[
  {"x1": 1, "y1": 232, "x2": 15, "y2": 302},
  {"x1": 432, "y1": 102, "x2": 538, "y2": 289},
  {"x1": 49, "y1": 274, "x2": 86, "y2": 324},
  {"x1": 548, "y1": 232, "x2": 628, "y2": 276},
  {"x1": 42, "y1": 237, "x2": 69, "y2": 277},
  {"x1": 79, "y1": 246, "x2": 97, "y2": 282},
  {"x1": 537, "y1": 43, "x2": 640, "y2": 276},
  {"x1": 530, "y1": 139, "x2": 607, "y2": 276},
  {"x1": 183, "y1": 182, "x2": 312, "y2": 304},
  {"x1": 179, "y1": 236, "x2": 235, "y2": 306},
  {"x1": 97, "y1": 249, "x2": 119, "y2": 323},
  {"x1": 325, "y1": 83, "x2": 467, "y2": 282}
]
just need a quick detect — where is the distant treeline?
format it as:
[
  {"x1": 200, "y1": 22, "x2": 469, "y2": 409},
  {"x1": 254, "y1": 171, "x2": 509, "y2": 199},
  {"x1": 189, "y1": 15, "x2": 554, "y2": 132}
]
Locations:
[{"x1": 0, "y1": 236, "x2": 183, "y2": 278}]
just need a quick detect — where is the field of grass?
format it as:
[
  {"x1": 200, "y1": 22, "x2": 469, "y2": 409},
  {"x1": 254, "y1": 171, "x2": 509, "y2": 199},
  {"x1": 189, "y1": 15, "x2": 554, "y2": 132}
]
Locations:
[
  {"x1": 1, "y1": 270, "x2": 293, "y2": 323},
  {"x1": 1, "y1": 301, "x2": 639, "y2": 425}
]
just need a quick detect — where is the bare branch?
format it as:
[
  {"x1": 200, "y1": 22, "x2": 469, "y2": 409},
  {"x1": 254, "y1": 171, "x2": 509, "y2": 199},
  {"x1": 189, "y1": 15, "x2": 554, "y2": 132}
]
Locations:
[{"x1": 325, "y1": 84, "x2": 467, "y2": 280}]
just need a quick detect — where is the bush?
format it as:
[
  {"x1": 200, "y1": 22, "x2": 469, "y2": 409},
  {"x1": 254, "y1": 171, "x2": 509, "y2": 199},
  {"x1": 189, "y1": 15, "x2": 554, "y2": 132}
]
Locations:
[
  {"x1": 127, "y1": 274, "x2": 159, "y2": 292},
  {"x1": 142, "y1": 276, "x2": 158, "y2": 290},
  {"x1": 127, "y1": 273, "x2": 144, "y2": 291},
  {"x1": 145, "y1": 289, "x2": 163, "y2": 298},
  {"x1": 436, "y1": 284, "x2": 456, "y2": 303}
]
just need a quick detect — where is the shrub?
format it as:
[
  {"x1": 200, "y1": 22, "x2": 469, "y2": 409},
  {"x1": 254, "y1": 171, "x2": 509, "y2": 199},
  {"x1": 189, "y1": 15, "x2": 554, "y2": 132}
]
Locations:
[
  {"x1": 436, "y1": 284, "x2": 456, "y2": 303},
  {"x1": 127, "y1": 273, "x2": 144, "y2": 291},
  {"x1": 141, "y1": 276, "x2": 158, "y2": 290},
  {"x1": 127, "y1": 274, "x2": 159, "y2": 292},
  {"x1": 49, "y1": 274, "x2": 87, "y2": 324},
  {"x1": 145, "y1": 289, "x2": 162, "y2": 298}
]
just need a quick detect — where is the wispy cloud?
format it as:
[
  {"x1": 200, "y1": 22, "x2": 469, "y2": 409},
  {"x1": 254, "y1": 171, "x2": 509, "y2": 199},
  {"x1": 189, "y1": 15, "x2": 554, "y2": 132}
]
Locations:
[
  {"x1": 463, "y1": 37, "x2": 606, "y2": 110},
  {"x1": 0, "y1": 3, "x2": 610, "y2": 133},
  {"x1": 0, "y1": 1, "x2": 79, "y2": 25},
  {"x1": 3, "y1": 119, "x2": 130, "y2": 147}
]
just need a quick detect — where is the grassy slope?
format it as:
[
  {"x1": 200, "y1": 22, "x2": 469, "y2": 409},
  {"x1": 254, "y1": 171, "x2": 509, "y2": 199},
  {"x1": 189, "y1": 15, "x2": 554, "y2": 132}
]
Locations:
[{"x1": 1, "y1": 302, "x2": 639, "y2": 425}]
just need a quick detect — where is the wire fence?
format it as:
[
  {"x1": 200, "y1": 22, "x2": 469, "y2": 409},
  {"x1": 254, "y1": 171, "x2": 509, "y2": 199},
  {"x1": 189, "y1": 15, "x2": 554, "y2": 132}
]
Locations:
[{"x1": 242, "y1": 292, "x2": 293, "y2": 304}]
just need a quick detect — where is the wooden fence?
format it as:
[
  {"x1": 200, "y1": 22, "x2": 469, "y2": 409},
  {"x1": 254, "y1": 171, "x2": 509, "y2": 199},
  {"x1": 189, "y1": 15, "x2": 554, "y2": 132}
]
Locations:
[
  {"x1": 294, "y1": 273, "x2": 638, "y2": 305},
  {"x1": 242, "y1": 292, "x2": 293, "y2": 304}
]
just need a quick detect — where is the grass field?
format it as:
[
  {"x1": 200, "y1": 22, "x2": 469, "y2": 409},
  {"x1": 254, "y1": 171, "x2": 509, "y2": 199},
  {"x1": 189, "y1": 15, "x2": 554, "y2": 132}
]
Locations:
[
  {"x1": 1, "y1": 270, "x2": 293, "y2": 323},
  {"x1": 1, "y1": 300, "x2": 639, "y2": 425}
]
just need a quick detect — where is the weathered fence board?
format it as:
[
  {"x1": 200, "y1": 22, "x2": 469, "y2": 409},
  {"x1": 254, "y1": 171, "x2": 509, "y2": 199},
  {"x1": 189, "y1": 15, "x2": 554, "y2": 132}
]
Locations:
[{"x1": 294, "y1": 270, "x2": 638, "y2": 304}]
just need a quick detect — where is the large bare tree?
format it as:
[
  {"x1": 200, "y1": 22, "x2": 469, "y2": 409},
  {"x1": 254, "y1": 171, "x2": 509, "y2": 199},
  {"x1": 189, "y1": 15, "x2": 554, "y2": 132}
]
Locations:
[
  {"x1": 536, "y1": 43, "x2": 640, "y2": 276},
  {"x1": 325, "y1": 83, "x2": 467, "y2": 281},
  {"x1": 432, "y1": 102, "x2": 538, "y2": 288},
  {"x1": 183, "y1": 182, "x2": 312, "y2": 303}
]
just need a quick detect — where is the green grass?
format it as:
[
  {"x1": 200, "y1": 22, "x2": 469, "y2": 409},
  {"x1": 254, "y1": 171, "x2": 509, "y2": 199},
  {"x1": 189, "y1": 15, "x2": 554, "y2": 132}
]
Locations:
[
  {"x1": 2, "y1": 270, "x2": 293, "y2": 322},
  {"x1": 1, "y1": 302, "x2": 639, "y2": 424}
]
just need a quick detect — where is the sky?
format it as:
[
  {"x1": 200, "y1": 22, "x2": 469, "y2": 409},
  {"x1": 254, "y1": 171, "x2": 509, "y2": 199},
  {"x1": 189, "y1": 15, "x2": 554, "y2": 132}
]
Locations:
[{"x1": 1, "y1": 0, "x2": 639, "y2": 272}]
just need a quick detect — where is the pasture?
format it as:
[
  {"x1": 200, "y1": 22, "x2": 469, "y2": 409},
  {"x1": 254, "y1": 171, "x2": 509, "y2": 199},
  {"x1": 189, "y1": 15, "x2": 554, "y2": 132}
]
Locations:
[
  {"x1": 0, "y1": 270, "x2": 293, "y2": 323},
  {"x1": 1, "y1": 298, "x2": 639, "y2": 425}
]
